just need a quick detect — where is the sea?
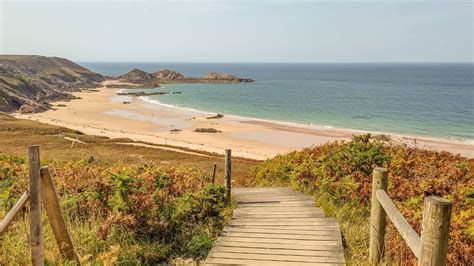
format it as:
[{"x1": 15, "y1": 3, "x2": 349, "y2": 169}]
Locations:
[{"x1": 81, "y1": 62, "x2": 474, "y2": 142}]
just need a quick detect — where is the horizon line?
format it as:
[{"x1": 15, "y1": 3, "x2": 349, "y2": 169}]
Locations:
[{"x1": 78, "y1": 61, "x2": 474, "y2": 64}]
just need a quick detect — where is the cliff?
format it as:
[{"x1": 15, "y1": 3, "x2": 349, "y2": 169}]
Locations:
[{"x1": 0, "y1": 55, "x2": 104, "y2": 113}]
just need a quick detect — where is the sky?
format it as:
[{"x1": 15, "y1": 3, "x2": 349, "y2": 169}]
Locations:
[{"x1": 1, "y1": 0, "x2": 472, "y2": 62}]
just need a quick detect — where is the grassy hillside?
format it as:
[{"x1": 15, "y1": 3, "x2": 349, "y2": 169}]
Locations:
[
  {"x1": 252, "y1": 134, "x2": 473, "y2": 264},
  {"x1": 0, "y1": 113, "x2": 257, "y2": 264}
]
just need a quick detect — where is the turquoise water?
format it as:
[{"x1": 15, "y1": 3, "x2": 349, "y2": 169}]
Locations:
[{"x1": 83, "y1": 63, "x2": 474, "y2": 141}]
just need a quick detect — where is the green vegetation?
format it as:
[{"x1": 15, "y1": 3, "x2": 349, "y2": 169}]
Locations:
[
  {"x1": 1, "y1": 113, "x2": 472, "y2": 264},
  {"x1": 0, "y1": 113, "x2": 257, "y2": 264},
  {"x1": 194, "y1": 128, "x2": 222, "y2": 133},
  {"x1": 253, "y1": 134, "x2": 473, "y2": 264},
  {"x1": 206, "y1": 114, "x2": 224, "y2": 119},
  {"x1": 0, "y1": 155, "x2": 230, "y2": 264},
  {"x1": 18, "y1": 74, "x2": 32, "y2": 85}
]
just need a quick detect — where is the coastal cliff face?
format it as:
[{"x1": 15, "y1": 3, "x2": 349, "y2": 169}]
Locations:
[
  {"x1": 117, "y1": 68, "x2": 254, "y2": 85},
  {"x1": 0, "y1": 55, "x2": 104, "y2": 113}
]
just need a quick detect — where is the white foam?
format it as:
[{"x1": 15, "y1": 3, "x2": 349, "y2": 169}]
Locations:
[
  {"x1": 139, "y1": 96, "x2": 214, "y2": 115},
  {"x1": 135, "y1": 95, "x2": 474, "y2": 144},
  {"x1": 138, "y1": 95, "x2": 355, "y2": 132}
]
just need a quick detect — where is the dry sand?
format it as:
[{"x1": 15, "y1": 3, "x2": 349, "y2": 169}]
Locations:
[{"x1": 14, "y1": 82, "x2": 474, "y2": 160}]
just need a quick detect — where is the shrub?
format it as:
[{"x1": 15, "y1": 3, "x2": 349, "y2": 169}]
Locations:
[
  {"x1": 194, "y1": 128, "x2": 222, "y2": 133},
  {"x1": 253, "y1": 134, "x2": 473, "y2": 264},
  {"x1": 0, "y1": 156, "x2": 231, "y2": 264}
]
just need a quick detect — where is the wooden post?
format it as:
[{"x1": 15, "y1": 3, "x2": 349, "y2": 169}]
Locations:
[
  {"x1": 28, "y1": 145, "x2": 44, "y2": 266},
  {"x1": 224, "y1": 149, "x2": 232, "y2": 205},
  {"x1": 419, "y1": 196, "x2": 452, "y2": 266},
  {"x1": 212, "y1": 163, "x2": 217, "y2": 184},
  {"x1": 40, "y1": 167, "x2": 80, "y2": 264},
  {"x1": 369, "y1": 167, "x2": 388, "y2": 265}
]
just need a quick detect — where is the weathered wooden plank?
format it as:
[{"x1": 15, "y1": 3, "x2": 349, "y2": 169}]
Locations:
[
  {"x1": 216, "y1": 236, "x2": 342, "y2": 246},
  {"x1": 376, "y1": 189, "x2": 421, "y2": 259},
  {"x1": 233, "y1": 187, "x2": 293, "y2": 192},
  {"x1": 224, "y1": 228, "x2": 341, "y2": 236},
  {"x1": 229, "y1": 221, "x2": 339, "y2": 226},
  {"x1": 234, "y1": 209, "x2": 324, "y2": 214},
  {"x1": 235, "y1": 203, "x2": 316, "y2": 208},
  {"x1": 221, "y1": 232, "x2": 342, "y2": 241},
  {"x1": 205, "y1": 257, "x2": 343, "y2": 265},
  {"x1": 0, "y1": 191, "x2": 29, "y2": 235},
  {"x1": 237, "y1": 198, "x2": 313, "y2": 203},
  {"x1": 214, "y1": 240, "x2": 344, "y2": 251},
  {"x1": 231, "y1": 215, "x2": 327, "y2": 222},
  {"x1": 233, "y1": 214, "x2": 326, "y2": 219},
  {"x1": 210, "y1": 246, "x2": 344, "y2": 257},
  {"x1": 236, "y1": 194, "x2": 312, "y2": 199},
  {"x1": 207, "y1": 251, "x2": 345, "y2": 263},
  {"x1": 228, "y1": 225, "x2": 341, "y2": 231},
  {"x1": 235, "y1": 206, "x2": 322, "y2": 211}
]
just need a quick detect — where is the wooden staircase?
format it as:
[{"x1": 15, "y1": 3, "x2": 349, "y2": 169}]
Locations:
[{"x1": 205, "y1": 187, "x2": 345, "y2": 265}]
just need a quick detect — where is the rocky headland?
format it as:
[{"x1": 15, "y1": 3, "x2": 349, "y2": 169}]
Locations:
[
  {"x1": 0, "y1": 55, "x2": 104, "y2": 113},
  {"x1": 0, "y1": 55, "x2": 254, "y2": 113}
]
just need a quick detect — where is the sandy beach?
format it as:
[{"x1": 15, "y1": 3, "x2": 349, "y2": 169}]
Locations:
[{"x1": 14, "y1": 82, "x2": 474, "y2": 160}]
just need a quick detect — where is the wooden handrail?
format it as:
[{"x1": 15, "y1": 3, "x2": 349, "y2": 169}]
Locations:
[
  {"x1": 0, "y1": 191, "x2": 29, "y2": 235},
  {"x1": 376, "y1": 190, "x2": 421, "y2": 259},
  {"x1": 369, "y1": 167, "x2": 452, "y2": 266}
]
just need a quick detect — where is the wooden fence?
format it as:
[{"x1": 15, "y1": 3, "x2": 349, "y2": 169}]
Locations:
[
  {"x1": 370, "y1": 167, "x2": 452, "y2": 266},
  {"x1": 1, "y1": 145, "x2": 234, "y2": 265},
  {"x1": 0, "y1": 145, "x2": 80, "y2": 265}
]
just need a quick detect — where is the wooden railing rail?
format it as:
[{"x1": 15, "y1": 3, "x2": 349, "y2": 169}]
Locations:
[
  {"x1": 369, "y1": 167, "x2": 452, "y2": 266},
  {"x1": 0, "y1": 191, "x2": 29, "y2": 234},
  {"x1": 376, "y1": 189, "x2": 421, "y2": 258}
]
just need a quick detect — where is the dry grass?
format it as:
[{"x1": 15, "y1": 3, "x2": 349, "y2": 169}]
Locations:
[
  {"x1": 0, "y1": 112, "x2": 259, "y2": 264},
  {"x1": 0, "y1": 113, "x2": 258, "y2": 187}
]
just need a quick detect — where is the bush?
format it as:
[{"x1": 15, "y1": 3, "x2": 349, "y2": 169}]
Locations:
[
  {"x1": 194, "y1": 128, "x2": 222, "y2": 133},
  {"x1": 0, "y1": 156, "x2": 230, "y2": 264},
  {"x1": 253, "y1": 134, "x2": 473, "y2": 264}
]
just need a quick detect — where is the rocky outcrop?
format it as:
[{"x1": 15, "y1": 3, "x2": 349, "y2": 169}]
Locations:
[
  {"x1": 202, "y1": 72, "x2": 254, "y2": 83},
  {"x1": 117, "y1": 68, "x2": 254, "y2": 86},
  {"x1": 117, "y1": 91, "x2": 168, "y2": 96},
  {"x1": 0, "y1": 55, "x2": 104, "y2": 113},
  {"x1": 153, "y1": 69, "x2": 184, "y2": 80},
  {"x1": 118, "y1": 68, "x2": 155, "y2": 84}
]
